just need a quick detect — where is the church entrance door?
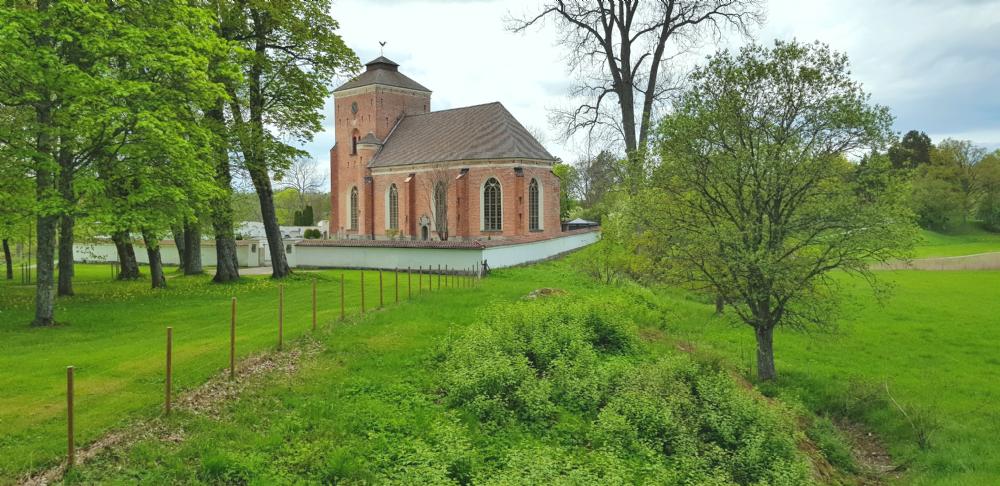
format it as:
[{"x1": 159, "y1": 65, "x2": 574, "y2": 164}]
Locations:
[{"x1": 421, "y1": 226, "x2": 429, "y2": 241}]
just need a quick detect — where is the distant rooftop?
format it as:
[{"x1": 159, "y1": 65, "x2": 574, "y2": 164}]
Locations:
[{"x1": 333, "y1": 56, "x2": 430, "y2": 93}]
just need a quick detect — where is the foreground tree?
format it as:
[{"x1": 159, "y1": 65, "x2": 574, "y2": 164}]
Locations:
[
  {"x1": 215, "y1": 0, "x2": 358, "y2": 278},
  {"x1": 628, "y1": 41, "x2": 916, "y2": 380},
  {"x1": 509, "y1": 0, "x2": 763, "y2": 189}
]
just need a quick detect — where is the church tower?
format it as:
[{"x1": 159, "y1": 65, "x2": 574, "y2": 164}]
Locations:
[{"x1": 329, "y1": 56, "x2": 431, "y2": 237}]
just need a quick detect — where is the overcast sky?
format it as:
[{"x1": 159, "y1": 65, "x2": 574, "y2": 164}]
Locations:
[{"x1": 298, "y1": 0, "x2": 1000, "y2": 167}]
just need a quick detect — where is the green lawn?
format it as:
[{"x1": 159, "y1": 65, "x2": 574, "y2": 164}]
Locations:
[
  {"x1": 0, "y1": 263, "x2": 451, "y2": 483},
  {"x1": 662, "y1": 270, "x2": 1000, "y2": 485},
  {"x1": 3, "y1": 246, "x2": 999, "y2": 485},
  {"x1": 914, "y1": 224, "x2": 1000, "y2": 258}
]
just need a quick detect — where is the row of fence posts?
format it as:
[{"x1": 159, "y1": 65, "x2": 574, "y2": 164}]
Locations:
[
  {"x1": 62, "y1": 264, "x2": 481, "y2": 470},
  {"x1": 109, "y1": 261, "x2": 120, "y2": 280}
]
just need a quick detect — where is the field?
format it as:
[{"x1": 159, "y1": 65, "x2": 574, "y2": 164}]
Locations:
[
  {"x1": 913, "y1": 224, "x2": 1000, "y2": 258},
  {"x1": 1, "y1": 229, "x2": 999, "y2": 484}
]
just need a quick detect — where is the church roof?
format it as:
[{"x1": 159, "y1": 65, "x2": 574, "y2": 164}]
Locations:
[
  {"x1": 369, "y1": 102, "x2": 555, "y2": 168},
  {"x1": 358, "y1": 132, "x2": 382, "y2": 145},
  {"x1": 333, "y1": 56, "x2": 431, "y2": 93}
]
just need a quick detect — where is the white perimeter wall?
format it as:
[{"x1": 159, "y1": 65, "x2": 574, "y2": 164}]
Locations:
[
  {"x1": 483, "y1": 231, "x2": 600, "y2": 268},
  {"x1": 73, "y1": 242, "x2": 255, "y2": 268},
  {"x1": 295, "y1": 231, "x2": 600, "y2": 271}
]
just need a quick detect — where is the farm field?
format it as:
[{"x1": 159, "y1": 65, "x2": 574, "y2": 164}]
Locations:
[{"x1": 2, "y1": 236, "x2": 999, "y2": 484}]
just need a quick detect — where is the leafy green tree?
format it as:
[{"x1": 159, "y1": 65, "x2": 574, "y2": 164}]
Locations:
[
  {"x1": 910, "y1": 139, "x2": 986, "y2": 230},
  {"x1": 214, "y1": 0, "x2": 358, "y2": 278},
  {"x1": 552, "y1": 162, "x2": 577, "y2": 220},
  {"x1": 976, "y1": 150, "x2": 1000, "y2": 231},
  {"x1": 628, "y1": 41, "x2": 916, "y2": 380},
  {"x1": 888, "y1": 130, "x2": 933, "y2": 169}
]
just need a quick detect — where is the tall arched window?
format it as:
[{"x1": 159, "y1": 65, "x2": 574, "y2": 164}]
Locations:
[
  {"x1": 349, "y1": 187, "x2": 359, "y2": 230},
  {"x1": 528, "y1": 178, "x2": 540, "y2": 231},
  {"x1": 434, "y1": 182, "x2": 448, "y2": 235},
  {"x1": 388, "y1": 184, "x2": 399, "y2": 230},
  {"x1": 483, "y1": 177, "x2": 502, "y2": 231}
]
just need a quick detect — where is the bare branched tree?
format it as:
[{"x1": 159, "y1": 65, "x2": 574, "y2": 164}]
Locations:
[
  {"x1": 275, "y1": 157, "x2": 327, "y2": 207},
  {"x1": 509, "y1": 0, "x2": 764, "y2": 173},
  {"x1": 419, "y1": 166, "x2": 453, "y2": 241}
]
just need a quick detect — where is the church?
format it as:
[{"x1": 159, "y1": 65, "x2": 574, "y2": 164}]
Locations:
[{"x1": 328, "y1": 56, "x2": 562, "y2": 243}]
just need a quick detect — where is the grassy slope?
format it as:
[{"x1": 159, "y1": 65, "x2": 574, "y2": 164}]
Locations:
[
  {"x1": 914, "y1": 225, "x2": 1000, "y2": 258},
  {"x1": 0, "y1": 264, "x2": 437, "y2": 482},
  {"x1": 663, "y1": 271, "x2": 1000, "y2": 485}
]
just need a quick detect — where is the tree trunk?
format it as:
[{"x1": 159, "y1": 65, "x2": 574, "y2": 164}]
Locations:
[
  {"x1": 755, "y1": 325, "x2": 777, "y2": 381},
  {"x1": 242, "y1": 6, "x2": 290, "y2": 279},
  {"x1": 56, "y1": 139, "x2": 74, "y2": 296},
  {"x1": 57, "y1": 214, "x2": 74, "y2": 296},
  {"x1": 172, "y1": 226, "x2": 186, "y2": 271},
  {"x1": 111, "y1": 230, "x2": 141, "y2": 280},
  {"x1": 207, "y1": 100, "x2": 240, "y2": 283},
  {"x1": 32, "y1": 17, "x2": 57, "y2": 326},
  {"x1": 3, "y1": 239, "x2": 12, "y2": 280},
  {"x1": 142, "y1": 229, "x2": 166, "y2": 289},
  {"x1": 715, "y1": 294, "x2": 725, "y2": 315},
  {"x1": 183, "y1": 221, "x2": 203, "y2": 274}
]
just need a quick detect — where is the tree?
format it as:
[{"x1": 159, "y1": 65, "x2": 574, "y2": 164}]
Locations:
[
  {"x1": 888, "y1": 130, "x2": 933, "y2": 170},
  {"x1": 934, "y1": 139, "x2": 986, "y2": 222},
  {"x1": 215, "y1": 0, "x2": 358, "y2": 278},
  {"x1": 509, "y1": 0, "x2": 763, "y2": 189},
  {"x1": 977, "y1": 151, "x2": 1000, "y2": 230},
  {"x1": 277, "y1": 157, "x2": 327, "y2": 207},
  {"x1": 420, "y1": 166, "x2": 453, "y2": 240},
  {"x1": 629, "y1": 41, "x2": 915, "y2": 380},
  {"x1": 575, "y1": 150, "x2": 620, "y2": 208},
  {"x1": 551, "y1": 162, "x2": 578, "y2": 219}
]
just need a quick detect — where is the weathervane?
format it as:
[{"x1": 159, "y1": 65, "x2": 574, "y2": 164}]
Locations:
[{"x1": 379, "y1": 41, "x2": 386, "y2": 56}]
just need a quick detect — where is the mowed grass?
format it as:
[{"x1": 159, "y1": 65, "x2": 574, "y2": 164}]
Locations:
[
  {"x1": 663, "y1": 270, "x2": 1000, "y2": 485},
  {"x1": 0, "y1": 263, "x2": 448, "y2": 483},
  {"x1": 914, "y1": 224, "x2": 1000, "y2": 258}
]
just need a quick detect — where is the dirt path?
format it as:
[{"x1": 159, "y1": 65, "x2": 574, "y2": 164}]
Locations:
[{"x1": 874, "y1": 252, "x2": 1000, "y2": 271}]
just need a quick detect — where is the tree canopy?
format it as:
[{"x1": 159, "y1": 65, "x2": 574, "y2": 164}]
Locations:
[{"x1": 619, "y1": 40, "x2": 916, "y2": 380}]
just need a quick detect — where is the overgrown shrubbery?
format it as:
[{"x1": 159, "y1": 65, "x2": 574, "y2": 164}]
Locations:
[{"x1": 439, "y1": 297, "x2": 812, "y2": 484}]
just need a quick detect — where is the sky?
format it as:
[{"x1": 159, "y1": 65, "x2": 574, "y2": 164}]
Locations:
[{"x1": 297, "y1": 0, "x2": 1000, "y2": 168}]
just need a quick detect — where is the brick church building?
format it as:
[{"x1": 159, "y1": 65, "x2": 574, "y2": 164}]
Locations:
[{"x1": 329, "y1": 56, "x2": 561, "y2": 242}]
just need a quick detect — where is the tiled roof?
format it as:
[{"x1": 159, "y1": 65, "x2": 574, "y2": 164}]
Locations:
[
  {"x1": 334, "y1": 56, "x2": 430, "y2": 93},
  {"x1": 369, "y1": 102, "x2": 555, "y2": 168},
  {"x1": 296, "y1": 228, "x2": 599, "y2": 249}
]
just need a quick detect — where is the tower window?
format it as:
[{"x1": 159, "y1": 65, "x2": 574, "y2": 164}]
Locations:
[{"x1": 350, "y1": 187, "x2": 359, "y2": 230}]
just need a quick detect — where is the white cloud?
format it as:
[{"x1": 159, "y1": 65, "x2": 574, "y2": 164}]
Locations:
[{"x1": 297, "y1": 0, "x2": 1000, "y2": 167}]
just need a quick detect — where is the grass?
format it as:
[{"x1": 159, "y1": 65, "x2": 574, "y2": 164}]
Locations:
[
  {"x1": 3, "y1": 234, "x2": 999, "y2": 484},
  {"x1": 913, "y1": 223, "x2": 1000, "y2": 258},
  {"x1": 0, "y1": 263, "x2": 450, "y2": 483},
  {"x1": 660, "y1": 271, "x2": 1000, "y2": 485}
]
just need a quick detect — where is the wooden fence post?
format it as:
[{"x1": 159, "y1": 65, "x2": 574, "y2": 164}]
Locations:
[
  {"x1": 395, "y1": 268, "x2": 399, "y2": 303},
  {"x1": 379, "y1": 270, "x2": 384, "y2": 308},
  {"x1": 445, "y1": 265, "x2": 449, "y2": 288},
  {"x1": 66, "y1": 366, "x2": 74, "y2": 468},
  {"x1": 312, "y1": 280, "x2": 317, "y2": 331},
  {"x1": 361, "y1": 271, "x2": 366, "y2": 314},
  {"x1": 418, "y1": 266, "x2": 422, "y2": 293},
  {"x1": 340, "y1": 274, "x2": 345, "y2": 321},
  {"x1": 278, "y1": 285, "x2": 284, "y2": 350},
  {"x1": 165, "y1": 327, "x2": 173, "y2": 415},
  {"x1": 230, "y1": 297, "x2": 237, "y2": 380},
  {"x1": 407, "y1": 266, "x2": 412, "y2": 299},
  {"x1": 437, "y1": 264, "x2": 441, "y2": 290}
]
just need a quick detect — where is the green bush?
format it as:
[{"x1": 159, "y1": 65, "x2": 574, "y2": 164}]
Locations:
[
  {"x1": 303, "y1": 228, "x2": 322, "y2": 239},
  {"x1": 439, "y1": 296, "x2": 812, "y2": 485}
]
